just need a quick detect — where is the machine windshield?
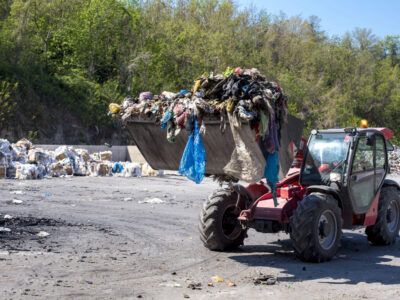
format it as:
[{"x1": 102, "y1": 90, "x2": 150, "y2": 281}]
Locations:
[{"x1": 301, "y1": 132, "x2": 351, "y2": 185}]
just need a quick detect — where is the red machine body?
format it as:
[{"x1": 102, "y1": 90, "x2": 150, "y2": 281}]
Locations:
[{"x1": 238, "y1": 128, "x2": 393, "y2": 229}]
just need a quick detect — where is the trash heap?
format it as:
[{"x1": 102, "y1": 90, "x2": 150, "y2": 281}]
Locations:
[
  {"x1": 389, "y1": 145, "x2": 400, "y2": 174},
  {"x1": 110, "y1": 67, "x2": 288, "y2": 195},
  {"x1": 0, "y1": 138, "x2": 161, "y2": 179}
]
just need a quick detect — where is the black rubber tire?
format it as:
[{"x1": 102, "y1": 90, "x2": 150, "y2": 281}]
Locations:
[
  {"x1": 366, "y1": 186, "x2": 400, "y2": 245},
  {"x1": 199, "y1": 188, "x2": 246, "y2": 251},
  {"x1": 290, "y1": 192, "x2": 343, "y2": 263}
]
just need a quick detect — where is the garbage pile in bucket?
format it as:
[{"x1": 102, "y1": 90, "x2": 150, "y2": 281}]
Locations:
[
  {"x1": 389, "y1": 146, "x2": 400, "y2": 174},
  {"x1": 109, "y1": 67, "x2": 288, "y2": 193},
  {"x1": 0, "y1": 138, "x2": 162, "y2": 179}
]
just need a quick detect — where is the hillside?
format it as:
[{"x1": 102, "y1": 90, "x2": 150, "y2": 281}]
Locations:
[{"x1": 0, "y1": 0, "x2": 399, "y2": 143}]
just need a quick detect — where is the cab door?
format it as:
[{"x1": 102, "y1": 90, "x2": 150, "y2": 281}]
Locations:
[{"x1": 348, "y1": 133, "x2": 387, "y2": 214}]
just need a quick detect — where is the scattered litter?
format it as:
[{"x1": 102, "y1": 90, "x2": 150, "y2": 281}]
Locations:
[
  {"x1": 44, "y1": 193, "x2": 52, "y2": 197},
  {"x1": 10, "y1": 190, "x2": 24, "y2": 195},
  {"x1": 4, "y1": 215, "x2": 13, "y2": 219},
  {"x1": 0, "y1": 227, "x2": 11, "y2": 232},
  {"x1": 211, "y1": 275, "x2": 224, "y2": 283},
  {"x1": 159, "y1": 282, "x2": 181, "y2": 288},
  {"x1": 11, "y1": 199, "x2": 23, "y2": 204},
  {"x1": 139, "y1": 198, "x2": 165, "y2": 204},
  {"x1": 253, "y1": 274, "x2": 277, "y2": 285},
  {"x1": 207, "y1": 283, "x2": 214, "y2": 287},
  {"x1": 187, "y1": 282, "x2": 202, "y2": 290},
  {"x1": 123, "y1": 197, "x2": 133, "y2": 202},
  {"x1": 171, "y1": 272, "x2": 177, "y2": 275},
  {"x1": 36, "y1": 231, "x2": 50, "y2": 237},
  {"x1": 227, "y1": 280, "x2": 236, "y2": 287},
  {"x1": 183, "y1": 294, "x2": 190, "y2": 299}
]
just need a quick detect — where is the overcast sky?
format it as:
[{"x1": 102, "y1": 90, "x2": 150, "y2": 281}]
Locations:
[{"x1": 235, "y1": 0, "x2": 400, "y2": 38}]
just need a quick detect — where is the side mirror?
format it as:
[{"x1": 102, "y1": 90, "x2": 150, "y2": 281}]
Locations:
[{"x1": 365, "y1": 132, "x2": 375, "y2": 146}]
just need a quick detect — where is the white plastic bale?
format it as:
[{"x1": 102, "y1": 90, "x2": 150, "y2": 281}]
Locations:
[
  {"x1": 54, "y1": 146, "x2": 71, "y2": 161},
  {"x1": 15, "y1": 163, "x2": 39, "y2": 180},
  {"x1": 0, "y1": 165, "x2": 6, "y2": 178},
  {"x1": 0, "y1": 137, "x2": 166, "y2": 180},
  {"x1": 141, "y1": 163, "x2": 158, "y2": 177},
  {"x1": 100, "y1": 151, "x2": 112, "y2": 161},
  {"x1": 0, "y1": 139, "x2": 12, "y2": 154}
]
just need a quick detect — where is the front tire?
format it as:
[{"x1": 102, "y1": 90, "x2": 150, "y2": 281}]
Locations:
[
  {"x1": 199, "y1": 189, "x2": 246, "y2": 251},
  {"x1": 290, "y1": 192, "x2": 342, "y2": 262},
  {"x1": 366, "y1": 186, "x2": 400, "y2": 245}
]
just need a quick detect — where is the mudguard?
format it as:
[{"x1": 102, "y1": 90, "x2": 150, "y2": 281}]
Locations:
[
  {"x1": 383, "y1": 178, "x2": 400, "y2": 190},
  {"x1": 306, "y1": 185, "x2": 342, "y2": 208}
]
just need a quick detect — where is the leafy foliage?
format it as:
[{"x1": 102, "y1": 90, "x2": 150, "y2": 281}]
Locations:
[{"x1": 0, "y1": 0, "x2": 399, "y2": 141}]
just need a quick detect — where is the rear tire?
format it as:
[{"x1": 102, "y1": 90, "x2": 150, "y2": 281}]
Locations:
[
  {"x1": 366, "y1": 186, "x2": 400, "y2": 245},
  {"x1": 199, "y1": 189, "x2": 246, "y2": 251},
  {"x1": 290, "y1": 193, "x2": 342, "y2": 262}
]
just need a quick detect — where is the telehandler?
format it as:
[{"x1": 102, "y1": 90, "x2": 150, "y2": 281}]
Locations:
[{"x1": 199, "y1": 122, "x2": 400, "y2": 262}]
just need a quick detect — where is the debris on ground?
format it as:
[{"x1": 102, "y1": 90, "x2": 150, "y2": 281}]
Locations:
[
  {"x1": 0, "y1": 227, "x2": 11, "y2": 232},
  {"x1": 36, "y1": 231, "x2": 50, "y2": 237},
  {"x1": 207, "y1": 283, "x2": 214, "y2": 287},
  {"x1": 186, "y1": 282, "x2": 202, "y2": 290},
  {"x1": 10, "y1": 190, "x2": 24, "y2": 195},
  {"x1": 253, "y1": 274, "x2": 277, "y2": 285},
  {"x1": 211, "y1": 275, "x2": 224, "y2": 283},
  {"x1": 4, "y1": 215, "x2": 13, "y2": 219},
  {"x1": 183, "y1": 294, "x2": 190, "y2": 299},
  {"x1": 0, "y1": 138, "x2": 163, "y2": 180},
  {"x1": 139, "y1": 198, "x2": 165, "y2": 204},
  {"x1": 159, "y1": 282, "x2": 182, "y2": 288},
  {"x1": 10, "y1": 199, "x2": 23, "y2": 204},
  {"x1": 226, "y1": 280, "x2": 236, "y2": 287}
]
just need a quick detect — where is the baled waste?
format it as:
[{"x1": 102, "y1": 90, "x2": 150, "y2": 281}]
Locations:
[
  {"x1": 0, "y1": 138, "x2": 161, "y2": 179},
  {"x1": 388, "y1": 146, "x2": 400, "y2": 174}
]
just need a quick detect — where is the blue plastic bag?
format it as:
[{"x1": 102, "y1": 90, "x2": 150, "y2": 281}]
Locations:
[
  {"x1": 112, "y1": 162, "x2": 124, "y2": 173},
  {"x1": 264, "y1": 151, "x2": 279, "y2": 189},
  {"x1": 160, "y1": 110, "x2": 171, "y2": 130},
  {"x1": 179, "y1": 119, "x2": 206, "y2": 184},
  {"x1": 264, "y1": 151, "x2": 280, "y2": 206}
]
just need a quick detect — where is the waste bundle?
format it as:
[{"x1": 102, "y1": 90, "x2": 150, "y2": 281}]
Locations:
[
  {"x1": 388, "y1": 146, "x2": 400, "y2": 174},
  {"x1": 109, "y1": 67, "x2": 288, "y2": 192},
  {"x1": 0, "y1": 138, "x2": 161, "y2": 179}
]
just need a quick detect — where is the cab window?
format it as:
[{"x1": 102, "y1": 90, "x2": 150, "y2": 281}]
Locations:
[{"x1": 352, "y1": 137, "x2": 374, "y2": 173}]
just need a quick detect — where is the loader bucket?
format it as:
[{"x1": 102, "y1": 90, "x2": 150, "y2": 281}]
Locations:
[{"x1": 125, "y1": 114, "x2": 303, "y2": 178}]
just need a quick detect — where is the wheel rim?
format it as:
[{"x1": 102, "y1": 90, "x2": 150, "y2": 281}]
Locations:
[
  {"x1": 222, "y1": 205, "x2": 242, "y2": 240},
  {"x1": 387, "y1": 200, "x2": 399, "y2": 233},
  {"x1": 318, "y1": 210, "x2": 338, "y2": 250}
]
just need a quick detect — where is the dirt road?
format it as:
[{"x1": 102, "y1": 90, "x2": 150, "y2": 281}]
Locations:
[{"x1": 1, "y1": 175, "x2": 400, "y2": 299}]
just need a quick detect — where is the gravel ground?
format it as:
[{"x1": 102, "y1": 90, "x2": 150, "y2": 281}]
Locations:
[{"x1": 1, "y1": 175, "x2": 400, "y2": 299}]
